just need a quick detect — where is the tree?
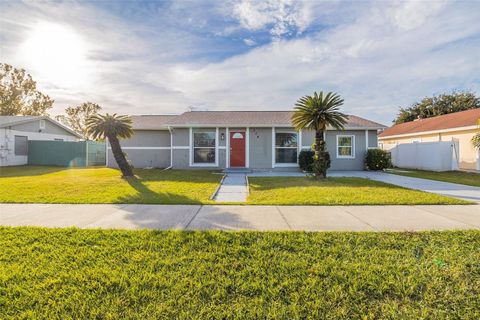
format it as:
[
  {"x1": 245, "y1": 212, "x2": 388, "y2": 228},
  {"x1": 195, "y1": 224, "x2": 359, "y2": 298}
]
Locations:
[
  {"x1": 292, "y1": 91, "x2": 348, "y2": 179},
  {"x1": 472, "y1": 119, "x2": 480, "y2": 150},
  {"x1": 394, "y1": 91, "x2": 480, "y2": 124},
  {"x1": 86, "y1": 113, "x2": 134, "y2": 177},
  {"x1": 0, "y1": 63, "x2": 54, "y2": 116},
  {"x1": 56, "y1": 102, "x2": 102, "y2": 139}
]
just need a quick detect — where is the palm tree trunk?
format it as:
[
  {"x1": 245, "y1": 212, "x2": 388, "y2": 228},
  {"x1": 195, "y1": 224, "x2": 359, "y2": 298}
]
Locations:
[
  {"x1": 315, "y1": 129, "x2": 327, "y2": 179},
  {"x1": 108, "y1": 135, "x2": 134, "y2": 177}
]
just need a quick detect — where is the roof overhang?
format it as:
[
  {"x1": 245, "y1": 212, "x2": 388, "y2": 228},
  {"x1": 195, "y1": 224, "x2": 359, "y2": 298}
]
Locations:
[{"x1": 378, "y1": 125, "x2": 478, "y2": 140}]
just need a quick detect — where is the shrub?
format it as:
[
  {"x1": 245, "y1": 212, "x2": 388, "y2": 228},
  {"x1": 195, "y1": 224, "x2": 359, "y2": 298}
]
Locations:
[
  {"x1": 365, "y1": 148, "x2": 391, "y2": 171},
  {"x1": 298, "y1": 150, "x2": 315, "y2": 172}
]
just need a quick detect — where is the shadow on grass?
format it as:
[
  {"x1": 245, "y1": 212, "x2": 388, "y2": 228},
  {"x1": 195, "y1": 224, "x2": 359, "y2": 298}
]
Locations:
[
  {"x1": 0, "y1": 165, "x2": 69, "y2": 178},
  {"x1": 116, "y1": 176, "x2": 204, "y2": 204},
  {"x1": 133, "y1": 169, "x2": 222, "y2": 184}
]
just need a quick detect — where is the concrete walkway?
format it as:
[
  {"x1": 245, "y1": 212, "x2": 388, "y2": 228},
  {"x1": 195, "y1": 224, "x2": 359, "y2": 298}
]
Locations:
[
  {"x1": 213, "y1": 173, "x2": 248, "y2": 202},
  {"x1": 1, "y1": 204, "x2": 479, "y2": 231},
  {"x1": 329, "y1": 171, "x2": 480, "y2": 203}
]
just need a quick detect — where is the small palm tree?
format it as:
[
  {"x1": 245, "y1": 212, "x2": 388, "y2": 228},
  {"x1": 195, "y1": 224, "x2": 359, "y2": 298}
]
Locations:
[
  {"x1": 86, "y1": 113, "x2": 134, "y2": 177},
  {"x1": 292, "y1": 91, "x2": 348, "y2": 178}
]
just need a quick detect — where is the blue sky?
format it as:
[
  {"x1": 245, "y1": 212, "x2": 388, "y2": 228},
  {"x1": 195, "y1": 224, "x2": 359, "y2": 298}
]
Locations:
[{"x1": 1, "y1": 0, "x2": 480, "y2": 124}]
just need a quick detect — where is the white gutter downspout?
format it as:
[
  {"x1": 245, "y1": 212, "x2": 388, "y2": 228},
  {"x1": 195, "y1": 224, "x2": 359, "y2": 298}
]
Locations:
[{"x1": 164, "y1": 126, "x2": 173, "y2": 170}]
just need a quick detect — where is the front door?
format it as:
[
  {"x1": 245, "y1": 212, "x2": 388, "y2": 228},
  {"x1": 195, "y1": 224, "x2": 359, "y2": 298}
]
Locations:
[{"x1": 230, "y1": 131, "x2": 246, "y2": 167}]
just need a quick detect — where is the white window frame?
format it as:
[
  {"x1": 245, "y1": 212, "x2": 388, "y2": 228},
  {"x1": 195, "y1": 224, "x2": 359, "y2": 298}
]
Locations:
[
  {"x1": 336, "y1": 134, "x2": 355, "y2": 159},
  {"x1": 39, "y1": 119, "x2": 46, "y2": 130},
  {"x1": 190, "y1": 128, "x2": 219, "y2": 167},
  {"x1": 274, "y1": 129, "x2": 299, "y2": 167}
]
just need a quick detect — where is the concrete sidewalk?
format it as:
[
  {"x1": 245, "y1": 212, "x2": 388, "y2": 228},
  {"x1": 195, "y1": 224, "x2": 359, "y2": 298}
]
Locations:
[
  {"x1": 1, "y1": 204, "x2": 479, "y2": 231},
  {"x1": 213, "y1": 174, "x2": 248, "y2": 202}
]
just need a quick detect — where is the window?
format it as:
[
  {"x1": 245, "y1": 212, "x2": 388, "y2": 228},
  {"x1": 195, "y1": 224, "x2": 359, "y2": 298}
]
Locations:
[
  {"x1": 39, "y1": 120, "x2": 46, "y2": 130},
  {"x1": 193, "y1": 131, "x2": 216, "y2": 164},
  {"x1": 14, "y1": 135, "x2": 28, "y2": 156},
  {"x1": 275, "y1": 131, "x2": 298, "y2": 164},
  {"x1": 337, "y1": 135, "x2": 355, "y2": 158}
]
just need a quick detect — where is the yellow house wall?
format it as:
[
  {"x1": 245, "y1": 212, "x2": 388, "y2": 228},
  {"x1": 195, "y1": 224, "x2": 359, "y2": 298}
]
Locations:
[{"x1": 380, "y1": 128, "x2": 479, "y2": 170}]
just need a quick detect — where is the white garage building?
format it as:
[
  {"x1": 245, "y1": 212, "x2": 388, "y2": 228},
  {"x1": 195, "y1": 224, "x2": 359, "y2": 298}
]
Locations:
[{"x1": 0, "y1": 116, "x2": 81, "y2": 166}]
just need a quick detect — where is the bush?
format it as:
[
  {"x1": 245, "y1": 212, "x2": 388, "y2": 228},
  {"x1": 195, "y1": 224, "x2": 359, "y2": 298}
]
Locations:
[
  {"x1": 365, "y1": 149, "x2": 391, "y2": 171},
  {"x1": 298, "y1": 150, "x2": 315, "y2": 172}
]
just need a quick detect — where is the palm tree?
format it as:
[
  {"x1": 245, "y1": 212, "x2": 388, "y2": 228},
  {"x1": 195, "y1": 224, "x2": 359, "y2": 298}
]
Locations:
[
  {"x1": 292, "y1": 91, "x2": 348, "y2": 178},
  {"x1": 86, "y1": 113, "x2": 134, "y2": 177}
]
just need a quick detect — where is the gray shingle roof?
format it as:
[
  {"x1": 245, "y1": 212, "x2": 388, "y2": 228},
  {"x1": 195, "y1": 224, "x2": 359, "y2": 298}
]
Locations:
[
  {"x1": 157, "y1": 111, "x2": 385, "y2": 129},
  {"x1": 130, "y1": 115, "x2": 177, "y2": 130}
]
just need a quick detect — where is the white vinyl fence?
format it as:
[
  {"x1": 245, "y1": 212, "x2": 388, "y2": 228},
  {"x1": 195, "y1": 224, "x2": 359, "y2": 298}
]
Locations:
[{"x1": 381, "y1": 140, "x2": 459, "y2": 172}]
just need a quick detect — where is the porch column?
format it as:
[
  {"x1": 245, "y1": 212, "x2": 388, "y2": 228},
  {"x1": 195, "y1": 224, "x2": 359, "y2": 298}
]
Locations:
[
  {"x1": 226, "y1": 127, "x2": 229, "y2": 168},
  {"x1": 365, "y1": 130, "x2": 369, "y2": 149}
]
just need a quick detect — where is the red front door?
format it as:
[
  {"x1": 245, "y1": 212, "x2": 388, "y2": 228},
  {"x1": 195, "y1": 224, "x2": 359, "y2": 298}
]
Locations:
[{"x1": 230, "y1": 131, "x2": 246, "y2": 167}]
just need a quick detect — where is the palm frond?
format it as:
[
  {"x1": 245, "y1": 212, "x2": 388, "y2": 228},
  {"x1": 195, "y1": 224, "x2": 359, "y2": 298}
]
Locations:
[
  {"x1": 85, "y1": 113, "x2": 133, "y2": 140},
  {"x1": 292, "y1": 91, "x2": 348, "y2": 131}
]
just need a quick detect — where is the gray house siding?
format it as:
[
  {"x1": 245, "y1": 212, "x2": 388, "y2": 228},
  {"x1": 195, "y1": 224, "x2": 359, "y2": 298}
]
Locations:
[
  {"x1": 172, "y1": 149, "x2": 189, "y2": 168},
  {"x1": 302, "y1": 129, "x2": 315, "y2": 148},
  {"x1": 219, "y1": 128, "x2": 226, "y2": 147},
  {"x1": 325, "y1": 130, "x2": 366, "y2": 170},
  {"x1": 108, "y1": 129, "x2": 171, "y2": 168},
  {"x1": 368, "y1": 130, "x2": 378, "y2": 148},
  {"x1": 249, "y1": 127, "x2": 273, "y2": 169},
  {"x1": 120, "y1": 130, "x2": 170, "y2": 147},
  {"x1": 10, "y1": 119, "x2": 76, "y2": 137},
  {"x1": 172, "y1": 128, "x2": 189, "y2": 146},
  {"x1": 108, "y1": 149, "x2": 170, "y2": 169},
  {"x1": 106, "y1": 125, "x2": 379, "y2": 171}
]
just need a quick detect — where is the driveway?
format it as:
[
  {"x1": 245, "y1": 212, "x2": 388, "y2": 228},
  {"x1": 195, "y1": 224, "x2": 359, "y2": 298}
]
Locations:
[
  {"x1": 1, "y1": 204, "x2": 479, "y2": 231},
  {"x1": 328, "y1": 171, "x2": 480, "y2": 203}
]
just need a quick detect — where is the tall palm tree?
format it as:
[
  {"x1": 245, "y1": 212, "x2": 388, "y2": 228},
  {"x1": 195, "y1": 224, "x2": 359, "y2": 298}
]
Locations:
[
  {"x1": 292, "y1": 91, "x2": 348, "y2": 178},
  {"x1": 86, "y1": 113, "x2": 134, "y2": 177}
]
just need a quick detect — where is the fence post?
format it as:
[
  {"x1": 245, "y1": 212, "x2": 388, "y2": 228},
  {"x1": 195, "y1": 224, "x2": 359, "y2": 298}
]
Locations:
[{"x1": 85, "y1": 141, "x2": 89, "y2": 167}]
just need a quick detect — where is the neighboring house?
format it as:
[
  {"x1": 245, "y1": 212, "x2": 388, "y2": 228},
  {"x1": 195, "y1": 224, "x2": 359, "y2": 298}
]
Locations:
[
  {"x1": 107, "y1": 111, "x2": 385, "y2": 171},
  {"x1": 379, "y1": 108, "x2": 480, "y2": 171},
  {"x1": 0, "y1": 116, "x2": 81, "y2": 166}
]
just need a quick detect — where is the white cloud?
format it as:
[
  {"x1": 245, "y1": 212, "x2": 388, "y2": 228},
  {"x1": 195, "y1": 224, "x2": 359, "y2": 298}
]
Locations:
[
  {"x1": 392, "y1": 0, "x2": 447, "y2": 30},
  {"x1": 231, "y1": 0, "x2": 312, "y2": 37},
  {"x1": 1, "y1": 0, "x2": 479, "y2": 125},
  {"x1": 164, "y1": 0, "x2": 480, "y2": 123},
  {"x1": 243, "y1": 38, "x2": 256, "y2": 46}
]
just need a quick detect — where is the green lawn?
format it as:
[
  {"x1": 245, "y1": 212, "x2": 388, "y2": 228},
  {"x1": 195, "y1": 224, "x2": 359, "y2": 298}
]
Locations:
[
  {"x1": 247, "y1": 177, "x2": 469, "y2": 205},
  {"x1": 0, "y1": 166, "x2": 221, "y2": 204},
  {"x1": 0, "y1": 166, "x2": 469, "y2": 205},
  {"x1": 387, "y1": 169, "x2": 480, "y2": 187},
  {"x1": 1, "y1": 228, "x2": 479, "y2": 319}
]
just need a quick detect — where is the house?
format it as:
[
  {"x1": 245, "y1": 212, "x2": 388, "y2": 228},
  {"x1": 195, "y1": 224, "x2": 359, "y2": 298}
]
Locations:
[
  {"x1": 107, "y1": 111, "x2": 385, "y2": 171},
  {"x1": 379, "y1": 108, "x2": 480, "y2": 171},
  {"x1": 0, "y1": 116, "x2": 81, "y2": 166}
]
